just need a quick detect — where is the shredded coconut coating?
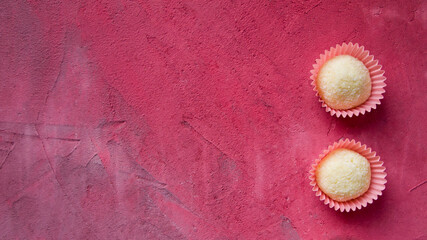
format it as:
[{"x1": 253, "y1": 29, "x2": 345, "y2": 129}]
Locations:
[
  {"x1": 317, "y1": 55, "x2": 371, "y2": 110},
  {"x1": 316, "y1": 148, "x2": 371, "y2": 202}
]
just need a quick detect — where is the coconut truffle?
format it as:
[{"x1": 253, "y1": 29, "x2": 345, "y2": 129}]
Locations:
[
  {"x1": 317, "y1": 55, "x2": 371, "y2": 110},
  {"x1": 316, "y1": 148, "x2": 371, "y2": 202}
]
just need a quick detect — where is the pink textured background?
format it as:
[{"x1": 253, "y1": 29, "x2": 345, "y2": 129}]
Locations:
[{"x1": 1, "y1": 0, "x2": 426, "y2": 239}]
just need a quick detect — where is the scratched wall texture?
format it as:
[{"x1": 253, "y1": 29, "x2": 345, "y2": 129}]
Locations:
[{"x1": 0, "y1": 0, "x2": 426, "y2": 239}]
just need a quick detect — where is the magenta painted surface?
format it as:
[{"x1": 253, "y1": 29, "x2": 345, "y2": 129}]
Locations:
[{"x1": 0, "y1": 0, "x2": 426, "y2": 239}]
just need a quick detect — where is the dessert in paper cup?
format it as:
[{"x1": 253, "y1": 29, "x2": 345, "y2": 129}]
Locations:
[
  {"x1": 310, "y1": 42, "x2": 386, "y2": 118},
  {"x1": 309, "y1": 139, "x2": 387, "y2": 212}
]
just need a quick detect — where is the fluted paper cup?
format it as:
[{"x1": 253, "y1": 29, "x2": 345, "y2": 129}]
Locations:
[
  {"x1": 309, "y1": 139, "x2": 387, "y2": 212},
  {"x1": 310, "y1": 43, "x2": 387, "y2": 118}
]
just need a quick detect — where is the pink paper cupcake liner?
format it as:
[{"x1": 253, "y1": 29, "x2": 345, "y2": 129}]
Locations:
[
  {"x1": 310, "y1": 43, "x2": 387, "y2": 118},
  {"x1": 309, "y1": 139, "x2": 387, "y2": 212}
]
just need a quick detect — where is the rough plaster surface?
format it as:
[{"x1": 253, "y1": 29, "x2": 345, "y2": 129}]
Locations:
[{"x1": 0, "y1": 0, "x2": 426, "y2": 239}]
